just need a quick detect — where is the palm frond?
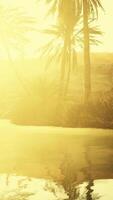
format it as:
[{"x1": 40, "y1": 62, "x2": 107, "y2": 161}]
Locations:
[
  {"x1": 88, "y1": 0, "x2": 104, "y2": 18},
  {"x1": 0, "y1": 5, "x2": 36, "y2": 48},
  {"x1": 39, "y1": 26, "x2": 60, "y2": 36}
]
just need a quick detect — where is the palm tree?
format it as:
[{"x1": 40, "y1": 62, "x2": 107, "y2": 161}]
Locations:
[
  {"x1": 83, "y1": 0, "x2": 103, "y2": 102},
  {"x1": 37, "y1": 1, "x2": 82, "y2": 103},
  {"x1": 40, "y1": 0, "x2": 103, "y2": 102},
  {"x1": 0, "y1": 5, "x2": 35, "y2": 94},
  {"x1": 39, "y1": 20, "x2": 101, "y2": 98},
  {"x1": 0, "y1": 5, "x2": 35, "y2": 54}
]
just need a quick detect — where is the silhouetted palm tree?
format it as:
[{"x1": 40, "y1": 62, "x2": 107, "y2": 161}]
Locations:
[
  {"x1": 39, "y1": 21, "x2": 101, "y2": 97},
  {"x1": 83, "y1": 0, "x2": 103, "y2": 102},
  {"x1": 40, "y1": 0, "x2": 82, "y2": 97},
  {"x1": 41, "y1": 0, "x2": 103, "y2": 102}
]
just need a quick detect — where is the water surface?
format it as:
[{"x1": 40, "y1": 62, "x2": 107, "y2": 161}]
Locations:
[{"x1": 0, "y1": 174, "x2": 113, "y2": 200}]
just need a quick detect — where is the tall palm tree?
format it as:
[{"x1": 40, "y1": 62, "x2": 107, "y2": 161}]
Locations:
[
  {"x1": 39, "y1": 20, "x2": 101, "y2": 98},
  {"x1": 40, "y1": 0, "x2": 103, "y2": 102},
  {"x1": 83, "y1": 0, "x2": 103, "y2": 102},
  {"x1": 54, "y1": 0, "x2": 82, "y2": 98},
  {"x1": 38, "y1": 0, "x2": 82, "y2": 101}
]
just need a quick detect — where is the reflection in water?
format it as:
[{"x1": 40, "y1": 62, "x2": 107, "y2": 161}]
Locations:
[
  {"x1": 0, "y1": 174, "x2": 33, "y2": 200},
  {"x1": 0, "y1": 174, "x2": 113, "y2": 199},
  {"x1": 77, "y1": 179, "x2": 113, "y2": 200},
  {"x1": 60, "y1": 153, "x2": 79, "y2": 200},
  {"x1": 84, "y1": 145, "x2": 94, "y2": 200},
  {"x1": 86, "y1": 180, "x2": 94, "y2": 200},
  {"x1": 0, "y1": 174, "x2": 67, "y2": 200},
  {"x1": 59, "y1": 149, "x2": 96, "y2": 200}
]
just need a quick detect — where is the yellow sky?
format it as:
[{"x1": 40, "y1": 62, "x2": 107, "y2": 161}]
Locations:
[{"x1": 1, "y1": 0, "x2": 113, "y2": 55}]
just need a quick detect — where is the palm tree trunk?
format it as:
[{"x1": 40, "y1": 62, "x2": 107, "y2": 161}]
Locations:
[
  {"x1": 83, "y1": 0, "x2": 91, "y2": 103},
  {"x1": 55, "y1": 37, "x2": 67, "y2": 123},
  {"x1": 64, "y1": 33, "x2": 72, "y2": 97},
  {"x1": 57, "y1": 37, "x2": 67, "y2": 106}
]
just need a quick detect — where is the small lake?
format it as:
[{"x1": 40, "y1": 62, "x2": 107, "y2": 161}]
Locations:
[
  {"x1": 0, "y1": 174, "x2": 113, "y2": 200},
  {"x1": 0, "y1": 121, "x2": 113, "y2": 199}
]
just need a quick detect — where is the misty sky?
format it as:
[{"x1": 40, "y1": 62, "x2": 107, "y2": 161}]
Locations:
[{"x1": 1, "y1": 0, "x2": 113, "y2": 53}]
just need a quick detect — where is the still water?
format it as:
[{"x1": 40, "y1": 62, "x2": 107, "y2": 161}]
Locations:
[
  {"x1": 0, "y1": 174, "x2": 113, "y2": 200},
  {"x1": 0, "y1": 122, "x2": 113, "y2": 199}
]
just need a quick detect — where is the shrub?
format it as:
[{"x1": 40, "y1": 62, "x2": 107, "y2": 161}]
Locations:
[{"x1": 66, "y1": 91, "x2": 113, "y2": 128}]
